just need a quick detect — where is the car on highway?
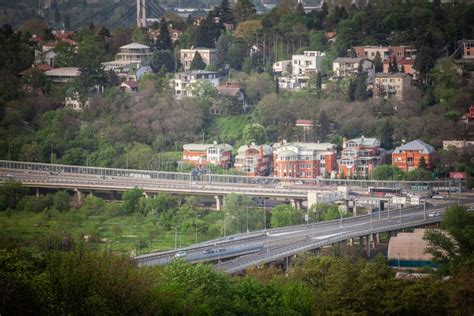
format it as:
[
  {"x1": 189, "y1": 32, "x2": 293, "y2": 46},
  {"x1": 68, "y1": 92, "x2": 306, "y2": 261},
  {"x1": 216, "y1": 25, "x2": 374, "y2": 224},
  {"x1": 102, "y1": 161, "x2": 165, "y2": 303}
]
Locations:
[
  {"x1": 468, "y1": 206, "x2": 474, "y2": 211},
  {"x1": 428, "y1": 211, "x2": 440, "y2": 218},
  {"x1": 174, "y1": 251, "x2": 186, "y2": 258},
  {"x1": 432, "y1": 195, "x2": 445, "y2": 200},
  {"x1": 6, "y1": 173, "x2": 16, "y2": 178}
]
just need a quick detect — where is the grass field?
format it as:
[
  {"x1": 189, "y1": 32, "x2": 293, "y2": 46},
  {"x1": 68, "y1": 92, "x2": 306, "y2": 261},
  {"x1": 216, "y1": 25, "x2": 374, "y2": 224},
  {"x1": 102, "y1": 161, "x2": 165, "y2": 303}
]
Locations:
[{"x1": 0, "y1": 208, "x2": 219, "y2": 255}]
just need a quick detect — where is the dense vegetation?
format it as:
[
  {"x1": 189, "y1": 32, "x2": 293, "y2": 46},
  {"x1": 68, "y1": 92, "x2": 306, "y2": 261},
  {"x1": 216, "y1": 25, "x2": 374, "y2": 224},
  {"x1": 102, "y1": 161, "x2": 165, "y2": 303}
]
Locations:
[{"x1": 1, "y1": 205, "x2": 473, "y2": 315}]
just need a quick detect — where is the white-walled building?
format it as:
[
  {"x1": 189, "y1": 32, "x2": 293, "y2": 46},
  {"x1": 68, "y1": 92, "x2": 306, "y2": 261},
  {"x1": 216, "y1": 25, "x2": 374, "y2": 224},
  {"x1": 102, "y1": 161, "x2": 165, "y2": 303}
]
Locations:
[
  {"x1": 102, "y1": 43, "x2": 152, "y2": 80},
  {"x1": 291, "y1": 51, "x2": 325, "y2": 76},
  {"x1": 173, "y1": 70, "x2": 220, "y2": 98}
]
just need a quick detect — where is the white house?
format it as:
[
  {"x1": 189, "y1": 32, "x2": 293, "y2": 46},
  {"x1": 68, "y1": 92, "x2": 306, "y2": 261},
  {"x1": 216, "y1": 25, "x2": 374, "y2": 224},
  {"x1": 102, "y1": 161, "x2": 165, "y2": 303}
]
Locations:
[
  {"x1": 172, "y1": 70, "x2": 220, "y2": 99},
  {"x1": 332, "y1": 57, "x2": 374, "y2": 82}
]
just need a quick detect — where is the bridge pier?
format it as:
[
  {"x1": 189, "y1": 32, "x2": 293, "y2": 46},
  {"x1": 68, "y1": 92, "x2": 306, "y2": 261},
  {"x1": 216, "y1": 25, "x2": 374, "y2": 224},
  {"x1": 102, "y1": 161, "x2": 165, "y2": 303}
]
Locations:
[
  {"x1": 74, "y1": 189, "x2": 84, "y2": 204},
  {"x1": 215, "y1": 195, "x2": 223, "y2": 211},
  {"x1": 290, "y1": 199, "x2": 302, "y2": 210},
  {"x1": 110, "y1": 190, "x2": 117, "y2": 200},
  {"x1": 36, "y1": 188, "x2": 40, "y2": 197},
  {"x1": 366, "y1": 235, "x2": 371, "y2": 257},
  {"x1": 349, "y1": 237, "x2": 355, "y2": 247}
]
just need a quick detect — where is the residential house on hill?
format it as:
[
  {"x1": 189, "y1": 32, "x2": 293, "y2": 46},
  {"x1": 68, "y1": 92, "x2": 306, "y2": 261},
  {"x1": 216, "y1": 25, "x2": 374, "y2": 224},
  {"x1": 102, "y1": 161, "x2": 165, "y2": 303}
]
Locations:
[
  {"x1": 182, "y1": 142, "x2": 233, "y2": 168},
  {"x1": 338, "y1": 136, "x2": 385, "y2": 178},
  {"x1": 374, "y1": 73, "x2": 412, "y2": 100},
  {"x1": 332, "y1": 57, "x2": 374, "y2": 82},
  {"x1": 212, "y1": 82, "x2": 250, "y2": 115},
  {"x1": 273, "y1": 141, "x2": 337, "y2": 178},
  {"x1": 234, "y1": 144, "x2": 273, "y2": 176},
  {"x1": 179, "y1": 48, "x2": 217, "y2": 71},
  {"x1": 173, "y1": 70, "x2": 220, "y2": 99},
  {"x1": 392, "y1": 139, "x2": 435, "y2": 171},
  {"x1": 102, "y1": 43, "x2": 152, "y2": 81}
]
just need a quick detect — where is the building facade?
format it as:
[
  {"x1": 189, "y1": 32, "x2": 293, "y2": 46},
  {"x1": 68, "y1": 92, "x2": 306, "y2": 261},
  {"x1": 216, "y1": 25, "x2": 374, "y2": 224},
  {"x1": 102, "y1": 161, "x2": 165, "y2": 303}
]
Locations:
[
  {"x1": 173, "y1": 70, "x2": 220, "y2": 98},
  {"x1": 332, "y1": 57, "x2": 374, "y2": 81},
  {"x1": 182, "y1": 143, "x2": 233, "y2": 168},
  {"x1": 392, "y1": 139, "x2": 435, "y2": 171},
  {"x1": 462, "y1": 40, "x2": 474, "y2": 60},
  {"x1": 443, "y1": 140, "x2": 474, "y2": 150},
  {"x1": 234, "y1": 144, "x2": 273, "y2": 176},
  {"x1": 374, "y1": 73, "x2": 412, "y2": 100},
  {"x1": 272, "y1": 142, "x2": 337, "y2": 178},
  {"x1": 338, "y1": 136, "x2": 385, "y2": 178},
  {"x1": 179, "y1": 48, "x2": 217, "y2": 71}
]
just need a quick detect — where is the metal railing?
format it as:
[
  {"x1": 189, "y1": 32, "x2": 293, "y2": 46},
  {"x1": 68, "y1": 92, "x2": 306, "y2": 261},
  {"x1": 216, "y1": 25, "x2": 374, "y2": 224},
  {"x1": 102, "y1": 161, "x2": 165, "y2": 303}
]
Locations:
[{"x1": 0, "y1": 160, "x2": 466, "y2": 190}]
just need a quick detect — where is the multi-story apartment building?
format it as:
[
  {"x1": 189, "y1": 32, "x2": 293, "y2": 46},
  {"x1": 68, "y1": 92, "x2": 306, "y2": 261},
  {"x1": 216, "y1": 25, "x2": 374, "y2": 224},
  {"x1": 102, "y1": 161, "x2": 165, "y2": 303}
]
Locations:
[
  {"x1": 272, "y1": 141, "x2": 337, "y2": 178},
  {"x1": 374, "y1": 73, "x2": 412, "y2": 100},
  {"x1": 338, "y1": 136, "x2": 385, "y2": 178},
  {"x1": 180, "y1": 48, "x2": 217, "y2": 71},
  {"x1": 291, "y1": 51, "x2": 325, "y2": 76},
  {"x1": 274, "y1": 51, "x2": 325, "y2": 90},
  {"x1": 392, "y1": 139, "x2": 435, "y2": 171},
  {"x1": 173, "y1": 70, "x2": 220, "y2": 98},
  {"x1": 234, "y1": 144, "x2": 273, "y2": 176},
  {"x1": 182, "y1": 142, "x2": 233, "y2": 168},
  {"x1": 443, "y1": 140, "x2": 474, "y2": 150},
  {"x1": 353, "y1": 46, "x2": 416, "y2": 61},
  {"x1": 332, "y1": 57, "x2": 374, "y2": 81},
  {"x1": 354, "y1": 46, "x2": 390, "y2": 60}
]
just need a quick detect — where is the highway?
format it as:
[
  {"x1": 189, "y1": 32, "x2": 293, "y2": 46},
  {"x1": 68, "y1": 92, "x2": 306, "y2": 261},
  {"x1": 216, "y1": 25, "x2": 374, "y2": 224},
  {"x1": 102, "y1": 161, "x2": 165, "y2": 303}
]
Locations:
[{"x1": 137, "y1": 197, "x2": 474, "y2": 273}]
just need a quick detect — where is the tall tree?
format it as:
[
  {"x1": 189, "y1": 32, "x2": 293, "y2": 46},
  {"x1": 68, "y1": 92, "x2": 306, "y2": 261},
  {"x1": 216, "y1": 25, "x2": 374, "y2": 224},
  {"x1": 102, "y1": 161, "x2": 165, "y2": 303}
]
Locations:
[
  {"x1": 373, "y1": 52, "x2": 383, "y2": 73},
  {"x1": 190, "y1": 51, "x2": 206, "y2": 70},
  {"x1": 150, "y1": 50, "x2": 175, "y2": 74},
  {"x1": 418, "y1": 156, "x2": 427, "y2": 169},
  {"x1": 233, "y1": 0, "x2": 256, "y2": 23},
  {"x1": 155, "y1": 19, "x2": 172, "y2": 50}
]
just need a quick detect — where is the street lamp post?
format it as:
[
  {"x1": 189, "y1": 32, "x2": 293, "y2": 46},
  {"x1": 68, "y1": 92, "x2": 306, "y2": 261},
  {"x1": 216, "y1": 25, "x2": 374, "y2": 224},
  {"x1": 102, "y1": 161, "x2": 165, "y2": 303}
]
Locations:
[
  {"x1": 423, "y1": 200, "x2": 426, "y2": 220},
  {"x1": 263, "y1": 197, "x2": 267, "y2": 231},
  {"x1": 246, "y1": 205, "x2": 249, "y2": 233},
  {"x1": 195, "y1": 213, "x2": 200, "y2": 244},
  {"x1": 173, "y1": 226, "x2": 179, "y2": 250}
]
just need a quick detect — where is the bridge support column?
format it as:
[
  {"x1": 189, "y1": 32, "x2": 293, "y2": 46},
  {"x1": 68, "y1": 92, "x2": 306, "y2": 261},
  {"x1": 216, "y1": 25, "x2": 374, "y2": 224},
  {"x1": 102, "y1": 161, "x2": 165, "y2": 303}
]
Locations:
[
  {"x1": 110, "y1": 190, "x2": 116, "y2": 200},
  {"x1": 366, "y1": 235, "x2": 371, "y2": 257},
  {"x1": 74, "y1": 189, "x2": 84, "y2": 204},
  {"x1": 349, "y1": 238, "x2": 355, "y2": 247},
  {"x1": 36, "y1": 188, "x2": 40, "y2": 197},
  {"x1": 283, "y1": 256, "x2": 291, "y2": 271},
  {"x1": 371, "y1": 233, "x2": 377, "y2": 248},
  {"x1": 215, "y1": 195, "x2": 223, "y2": 211},
  {"x1": 290, "y1": 199, "x2": 302, "y2": 210}
]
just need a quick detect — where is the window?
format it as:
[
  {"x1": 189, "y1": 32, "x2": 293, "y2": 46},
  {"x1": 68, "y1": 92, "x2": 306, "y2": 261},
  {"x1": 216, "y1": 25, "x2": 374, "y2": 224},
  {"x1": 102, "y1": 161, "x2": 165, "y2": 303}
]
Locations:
[
  {"x1": 300, "y1": 163, "x2": 304, "y2": 168},
  {"x1": 307, "y1": 163, "x2": 311, "y2": 168},
  {"x1": 306, "y1": 172, "x2": 311, "y2": 176}
]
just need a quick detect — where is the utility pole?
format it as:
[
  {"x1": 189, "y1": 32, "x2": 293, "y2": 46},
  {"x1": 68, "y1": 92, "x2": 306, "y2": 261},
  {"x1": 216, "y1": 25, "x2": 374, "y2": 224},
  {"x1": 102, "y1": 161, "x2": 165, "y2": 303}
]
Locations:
[{"x1": 173, "y1": 226, "x2": 178, "y2": 250}]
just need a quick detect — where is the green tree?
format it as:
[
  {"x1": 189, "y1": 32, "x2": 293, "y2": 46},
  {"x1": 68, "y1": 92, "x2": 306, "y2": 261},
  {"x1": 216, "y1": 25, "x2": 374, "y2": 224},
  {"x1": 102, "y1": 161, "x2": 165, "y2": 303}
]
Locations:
[
  {"x1": 233, "y1": 0, "x2": 256, "y2": 23},
  {"x1": 52, "y1": 191, "x2": 70, "y2": 212},
  {"x1": 424, "y1": 205, "x2": 474, "y2": 266},
  {"x1": 122, "y1": 187, "x2": 144, "y2": 214},
  {"x1": 0, "y1": 180, "x2": 28, "y2": 211},
  {"x1": 371, "y1": 165, "x2": 404, "y2": 181},
  {"x1": 373, "y1": 52, "x2": 383, "y2": 73},
  {"x1": 80, "y1": 194, "x2": 105, "y2": 215},
  {"x1": 150, "y1": 50, "x2": 175, "y2": 74},
  {"x1": 53, "y1": 42, "x2": 76, "y2": 67},
  {"x1": 155, "y1": 19, "x2": 172, "y2": 50},
  {"x1": 243, "y1": 123, "x2": 266, "y2": 144},
  {"x1": 271, "y1": 204, "x2": 303, "y2": 228},
  {"x1": 190, "y1": 51, "x2": 206, "y2": 70}
]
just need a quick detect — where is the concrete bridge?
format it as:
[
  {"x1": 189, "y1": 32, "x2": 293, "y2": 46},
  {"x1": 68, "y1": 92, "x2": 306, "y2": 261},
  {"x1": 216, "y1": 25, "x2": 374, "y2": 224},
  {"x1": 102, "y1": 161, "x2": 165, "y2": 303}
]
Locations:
[
  {"x1": 0, "y1": 160, "x2": 466, "y2": 210},
  {"x1": 136, "y1": 198, "x2": 474, "y2": 274}
]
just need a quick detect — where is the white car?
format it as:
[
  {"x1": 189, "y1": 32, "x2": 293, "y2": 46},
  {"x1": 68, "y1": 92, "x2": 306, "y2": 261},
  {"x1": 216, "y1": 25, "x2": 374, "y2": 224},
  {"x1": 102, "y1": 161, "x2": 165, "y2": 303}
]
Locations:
[
  {"x1": 174, "y1": 251, "x2": 186, "y2": 258},
  {"x1": 428, "y1": 211, "x2": 440, "y2": 218},
  {"x1": 432, "y1": 195, "x2": 445, "y2": 200}
]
